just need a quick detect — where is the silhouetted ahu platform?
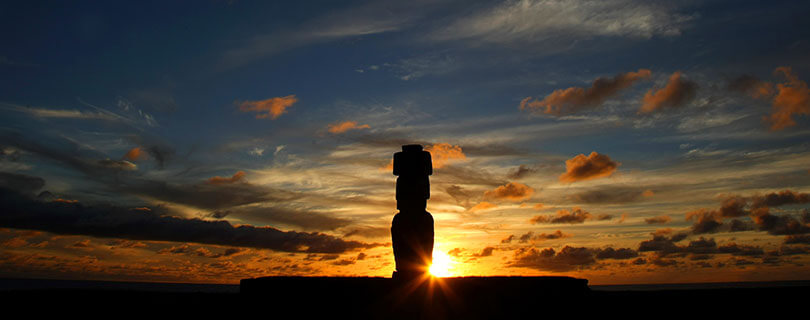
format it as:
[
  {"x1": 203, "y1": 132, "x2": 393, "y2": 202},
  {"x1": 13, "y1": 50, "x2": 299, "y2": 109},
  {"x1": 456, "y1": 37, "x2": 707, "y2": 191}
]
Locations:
[{"x1": 240, "y1": 276, "x2": 589, "y2": 317}]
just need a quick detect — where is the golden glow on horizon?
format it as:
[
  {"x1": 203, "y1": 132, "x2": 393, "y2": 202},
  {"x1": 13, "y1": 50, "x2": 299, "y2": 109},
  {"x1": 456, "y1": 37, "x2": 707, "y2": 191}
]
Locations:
[{"x1": 429, "y1": 250, "x2": 456, "y2": 278}]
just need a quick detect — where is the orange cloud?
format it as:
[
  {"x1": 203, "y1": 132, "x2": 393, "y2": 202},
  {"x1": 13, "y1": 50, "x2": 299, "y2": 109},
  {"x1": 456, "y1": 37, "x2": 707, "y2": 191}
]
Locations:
[
  {"x1": 484, "y1": 182, "x2": 534, "y2": 201},
  {"x1": 520, "y1": 69, "x2": 651, "y2": 115},
  {"x1": 639, "y1": 71, "x2": 698, "y2": 113},
  {"x1": 123, "y1": 147, "x2": 146, "y2": 161},
  {"x1": 559, "y1": 152, "x2": 619, "y2": 183},
  {"x1": 469, "y1": 201, "x2": 497, "y2": 212},
  {"x1": 327, "y1": 121, "x2": 370, "y2": 134},
  {"x1": 425, "y1": 143, "x2": 466, "y2": 168},
  {"x1": 767, "y1": 67, "x2": 810, "y2": 130},
  {"x1": 237, "y1": 95, "x2": 297, "y2": 119},
  {"x1": 207, "y1": 171, "x2": 247, "y2": 185},
  {"x1": 379, "y1": 159, "x2": 394, "y2": 172}
]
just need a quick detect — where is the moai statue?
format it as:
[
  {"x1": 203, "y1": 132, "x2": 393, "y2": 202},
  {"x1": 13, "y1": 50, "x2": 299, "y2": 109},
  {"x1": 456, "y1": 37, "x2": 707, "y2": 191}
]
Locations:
[{"x1": 391, "y1": 144, "x2": 435, "y2": 280}]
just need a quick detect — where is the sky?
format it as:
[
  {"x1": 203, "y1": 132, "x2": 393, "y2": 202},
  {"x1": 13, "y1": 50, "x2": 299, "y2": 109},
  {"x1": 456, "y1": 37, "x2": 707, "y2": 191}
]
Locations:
[{"x1": 1, "y1": 0, "x2": 810, "y2": 285}]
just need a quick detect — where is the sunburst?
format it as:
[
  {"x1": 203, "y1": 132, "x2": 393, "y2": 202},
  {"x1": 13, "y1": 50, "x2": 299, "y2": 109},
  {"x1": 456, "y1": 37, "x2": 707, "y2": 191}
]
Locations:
[{"x1": 429, "y1": 250, "x2": 456, "y2": 277}]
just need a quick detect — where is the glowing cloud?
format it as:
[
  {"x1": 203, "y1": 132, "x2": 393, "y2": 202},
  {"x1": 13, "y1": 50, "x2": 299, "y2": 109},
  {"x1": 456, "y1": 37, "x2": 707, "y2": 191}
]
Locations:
[
  {"x1": 520, "y1": 69, "x2": 651, "y2": 115},
  {"x1": 639, "y1": 71, "x2": 698, "y2": 113},
  {"x1": 425, "y1": 143, "x2": 466, "y2": 168},
  {"x1": 123, "y1": 147, "x2": 145, "y2": 161},
  {"x1": 484, "y1": 182, "x2": 534, "y2": 201},
  {"x1": 768, "y1": 67, "x2": 810, "y2": 130},
  {"x1": 469, "y1": 201, "x2": 497, "y2": 212},
  {"x1": 327, "y1": 121, "x2": 370, "y2": 134},
  {"x1": 559, "y1": 152, "x2": 619, "y2": 182},
  {"x1": 237, "y1": 95, "x2": 298, "y2": 119}
]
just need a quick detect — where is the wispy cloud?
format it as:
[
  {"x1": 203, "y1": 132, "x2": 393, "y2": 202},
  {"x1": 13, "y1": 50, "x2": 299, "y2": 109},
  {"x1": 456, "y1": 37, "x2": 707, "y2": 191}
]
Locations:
[
  {"x1": 430, "y1": 0, "x2": 693, "y2": 44},
  {"x1": 219, "y1": 1, "x2": 439, "y2": 69},
  {"x1": 1, "y1": 103, "x2": 118, "y2": 121}
]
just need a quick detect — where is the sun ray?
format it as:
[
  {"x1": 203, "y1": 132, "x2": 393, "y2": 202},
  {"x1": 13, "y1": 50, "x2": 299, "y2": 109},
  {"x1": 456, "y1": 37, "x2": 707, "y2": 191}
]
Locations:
[{"x1": 429, "y1": 250, "x2": 456, "y2": 278}]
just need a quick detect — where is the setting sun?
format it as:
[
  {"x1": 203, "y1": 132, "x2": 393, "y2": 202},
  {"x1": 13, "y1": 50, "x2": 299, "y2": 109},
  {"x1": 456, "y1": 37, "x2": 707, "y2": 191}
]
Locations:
[{"x1": 429, "y1": 250, "x2": 456, "y2": 278}]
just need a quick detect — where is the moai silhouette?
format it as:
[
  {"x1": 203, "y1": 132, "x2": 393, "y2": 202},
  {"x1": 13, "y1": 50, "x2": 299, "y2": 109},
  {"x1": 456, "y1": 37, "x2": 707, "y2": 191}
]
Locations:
[{"x1": 391, "y1": 144, "x2": 435, "y2": 280}]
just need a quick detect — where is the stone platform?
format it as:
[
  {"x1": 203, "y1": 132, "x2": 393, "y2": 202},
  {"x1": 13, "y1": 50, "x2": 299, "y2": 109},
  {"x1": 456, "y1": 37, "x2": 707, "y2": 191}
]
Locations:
[{"x1": 240, "y1": 276, "x2": 589, "y2": 319}]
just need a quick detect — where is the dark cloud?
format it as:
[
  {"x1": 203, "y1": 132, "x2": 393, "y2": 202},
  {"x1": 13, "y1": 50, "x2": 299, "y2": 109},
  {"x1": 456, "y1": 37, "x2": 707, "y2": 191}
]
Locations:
[
  {"x1": 683, "y1": 237, "x2": 717, "y2": 254},
  {"x1": 753, "y1": 212, "x2": 810, "y2": 235},
  {"x1": 686, "y1": 209, "x2": 724, "y2": 234},
  {"x1": 509, "y1": 245, "x2": 641, "y2": 271},
  {"x1": 644, "y1": 215, "x2": 672, "y2": 224},
  {"x1": 445, "y1": 185, "x2": 474, "y2": 208},
  {"x1": 520, "y1": 69, "x2": 651, "y2": 115},
  {"x1": 638, "y1": 231, "x2": 689, "y2": 255},
  {"x1": 506, "y1": 164, "x2": 538, "y2": 180},
  {"x1": 342, "y1": 226, "x2": 390, "y2": 239},
  {"x1": 0, "y1": 171, "x2": 45, "y2": 194},
  {"x1": 651, "y1": 258, "x2": 678, "y2": 267},
  {"x1": 222, "y1": 205, "x2": 352, "y2": 231},
  {"x1": 530, "y1": 207, "x2": 592, "y2": 224},
  {"x1": 0, "y1": 131, "x2": 285, "y2": 211},
  {"x1": 473, "y1": 246, "x2": 495, "y2": 257},
  {"x1": 500, "y1": 235, "x2": 514, "y2": 244},
  {"x1": 595, "y1": 214, "x2": 613, "y2": 221},
  {"x1": 122, "y1": 177, "x2": 298, "y2": 211},
  {"x1": 559, "y1": 152, "x2": 619, "y2": 183},
  {"x1": 718, "y1": 243, "x2": 764, "y2": 257},
  {"x1": 684, "y1": 191, "x2": 809, "y2": 235},
  {"x1": 637, "y1": 232, "x2": 770, "y2": 261},
  {"x1": 594, "y1": 247, "x2": 638, "y2": 260},
  {"x1": 206, "y1": 210, "x2": 231, "y2": 219},
  {"x1": 728, "y1": 219, "x2": 755, "y2": 232},
  {"x1": 0, "y1": 188, "x2": 380, "y2": 253},
  {"x1": 784, "y1": 235, "x2": 810, "y2": 245},
  {"x1": 750, "y1": 190, "x2": 810, "y2": 209},
  {"x1": 158, "y1": 244, "x2": 243, "y2": 258},
  {"x1": 515, "y1": 230, "x2": 571, "y2": 243},
  {"x1": 727, "y1": 74, "x2": 774, "y2": 98},
  {"x1": 332, "y1": 258, "x2": 357, "y2": 266},
  {"x1": 639, "y1": 71, "x2": 698, "y2": 113},
  {"x1": 508, "y1": 246, "x2": 596, "y2": 272},
  {"x1": 96, "y1": 159, "x2": 137, "y2": 171},
  {"x1": 716, "y1": 196, "x2": 748, "y2": 218},
  {"x1": 746, "y1": 191, "x2": 810, "y2": 235}
]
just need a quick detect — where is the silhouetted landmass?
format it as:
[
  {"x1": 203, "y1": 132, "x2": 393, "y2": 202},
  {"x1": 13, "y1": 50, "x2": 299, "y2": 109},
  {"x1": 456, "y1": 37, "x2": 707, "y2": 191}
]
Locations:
[{"x1": 1, "y1": 277, "x2": 808, "y2": 318}]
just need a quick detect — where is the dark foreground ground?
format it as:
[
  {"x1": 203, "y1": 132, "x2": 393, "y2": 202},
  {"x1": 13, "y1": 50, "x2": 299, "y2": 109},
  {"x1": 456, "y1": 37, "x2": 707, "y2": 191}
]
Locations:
[{"x1": 2, "y1": 277, "x2": 807, "y2": 318}]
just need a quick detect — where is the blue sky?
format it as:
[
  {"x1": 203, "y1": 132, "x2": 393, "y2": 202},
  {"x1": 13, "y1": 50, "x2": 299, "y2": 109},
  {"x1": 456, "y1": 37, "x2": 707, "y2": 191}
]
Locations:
[{"x1": 1, "y1": 0, "x2": 810, "y2": 283}]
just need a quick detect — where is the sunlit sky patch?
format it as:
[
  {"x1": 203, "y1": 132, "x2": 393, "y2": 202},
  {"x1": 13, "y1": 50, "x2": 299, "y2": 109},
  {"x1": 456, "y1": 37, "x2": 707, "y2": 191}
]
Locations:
[{"x1": 1, "y1": 0, "x2": 810, "y2": 285}]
